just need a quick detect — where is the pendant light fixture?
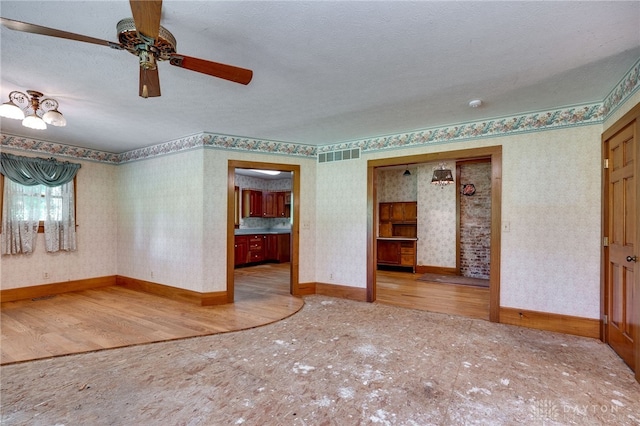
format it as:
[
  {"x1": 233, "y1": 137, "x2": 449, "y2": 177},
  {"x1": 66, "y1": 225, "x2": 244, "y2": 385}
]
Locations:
[{"x1": 431, "y1": 163, "x2": 454, "y2": 188}]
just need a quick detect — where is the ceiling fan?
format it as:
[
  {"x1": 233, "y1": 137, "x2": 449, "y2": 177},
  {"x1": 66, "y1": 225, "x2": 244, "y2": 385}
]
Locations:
[{"x1": 0, "y1": 0, "x2": 253, "y2": 98}]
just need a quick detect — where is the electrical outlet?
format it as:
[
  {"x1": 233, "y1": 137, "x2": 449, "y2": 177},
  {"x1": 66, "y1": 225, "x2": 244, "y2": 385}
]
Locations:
[
  {"x1": 329, "y1": 273, "x2": 334, "y2": 280},
  {"x1": 151, "y1": 271, "x2": 154, "y2": 279},
  {"x1": 43, "y1": 272, "x2": 50, "y2": 279}
]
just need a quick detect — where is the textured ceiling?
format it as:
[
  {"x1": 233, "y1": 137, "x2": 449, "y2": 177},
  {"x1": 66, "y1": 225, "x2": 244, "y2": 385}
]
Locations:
[{"x1": 1, "y1": 1, "x2": 639, "y2": 154}]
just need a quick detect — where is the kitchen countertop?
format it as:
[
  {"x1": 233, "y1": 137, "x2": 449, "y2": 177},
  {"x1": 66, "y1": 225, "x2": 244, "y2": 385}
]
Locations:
[{"x1": 235, "y1": 228, "x2": 291, "y2": 236}]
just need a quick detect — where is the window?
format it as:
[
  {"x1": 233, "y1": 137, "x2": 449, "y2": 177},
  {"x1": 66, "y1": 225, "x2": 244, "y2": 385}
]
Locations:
[
  {"x1": 0, "y1": 153, "x2": 81, "y2": 255},
  {"x1": 1, "y1": 175, "x2": 75, "y2": 233}
]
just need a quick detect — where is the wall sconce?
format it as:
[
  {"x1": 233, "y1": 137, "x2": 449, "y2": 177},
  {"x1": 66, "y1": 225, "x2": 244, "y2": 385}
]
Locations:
[
  {"x1": 431, "y1": 163, "x2": 454, "y2": 188},
  {"x1": 403, "y1": 166, "x2": 411, "y2": 176},
  {"x1": 0, "y1": 90, "x2": 67, "y2": 130}
]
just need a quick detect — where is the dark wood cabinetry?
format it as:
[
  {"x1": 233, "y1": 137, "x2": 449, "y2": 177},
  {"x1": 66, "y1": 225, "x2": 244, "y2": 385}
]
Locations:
[
  {"x1": 262, "y1": 192, "x2": 277, "y2": 218},
  {"x1": 248, "y1": 234, "x2": 265, "y2": 262},
  {"x1": 378, "y1": 202, "x2": 417, "y2": 237},
  {"x1": 376, "y1": 239, "x2": 417, "y2": 272},
  {"x1": 242, "y1": 190, "x2": 291, "y2": 218},
  {"x1": 234, "y1": 235, "x2": 248, "y2": 266},
  {"x1": 265, "y1": 234, "x2": 278, "y2": 259},
  {"x1": 377, "y1": 201, "x2": 417, "y2": 272},
  {"x1": 242, "y1": 190, "x2": 263, "y2": 218},
  {"x1": 234, "y1": 233, "x2": 291, "y2": 267}
]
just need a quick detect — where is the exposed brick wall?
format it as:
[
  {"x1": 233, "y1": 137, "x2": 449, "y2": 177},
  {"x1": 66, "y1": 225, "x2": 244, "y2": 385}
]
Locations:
[{"x1": 459, "y1": 161, "x2": 491, "y2": 279}]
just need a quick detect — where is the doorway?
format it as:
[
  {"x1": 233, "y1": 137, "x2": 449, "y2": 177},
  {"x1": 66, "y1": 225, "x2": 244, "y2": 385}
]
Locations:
[
  {"x1": 602, "y1": 103, "x2": 639, "y2": 380},
  {"x1": 227, "y1": 160, "x2": 301, "y2": 302},
  {"x1": 367, "y1": 146, "x2": 502, "y2": 322}
]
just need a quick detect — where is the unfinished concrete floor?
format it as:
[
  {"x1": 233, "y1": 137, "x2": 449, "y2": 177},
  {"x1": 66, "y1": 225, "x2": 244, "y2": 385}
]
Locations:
[{"x1": 2, "y1": 295, "x2": 639, "y2": 425}]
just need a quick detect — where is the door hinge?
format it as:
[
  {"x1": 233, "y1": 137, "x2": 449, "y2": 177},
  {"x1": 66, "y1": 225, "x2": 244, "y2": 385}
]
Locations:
[
  {"x1": 603, "y1": 236, "x2": 609, "y2": 247},
  {"x1": 603, "y1": 314, "x2": 608, "y2": 325},
  {"x1": 603, "y1": 158, "x2": 609, "y2": 169}
]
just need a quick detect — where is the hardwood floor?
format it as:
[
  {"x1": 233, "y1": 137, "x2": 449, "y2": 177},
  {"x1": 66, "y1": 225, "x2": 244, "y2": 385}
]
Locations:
[
  {"x1": 1, "y1": 264, "x2": 488, "y2": 365},
  {"x1": 376, "y1": 268, "x2": 490, "y2": 320},
  {"x1": 0, "y1": 263, "x2": 299, "y2": 365}
]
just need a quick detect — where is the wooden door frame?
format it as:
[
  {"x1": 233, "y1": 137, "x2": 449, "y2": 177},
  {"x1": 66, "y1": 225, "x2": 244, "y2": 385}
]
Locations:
[
  {"x1": 227, "y1": 160, "x2": 301, "y2": 302},
  {"x1": 367, "y1": 145, "x2": 502, "y2": 322},
  {"x1": 601, "y1": 102, "x2": 640, "y2": 381}
]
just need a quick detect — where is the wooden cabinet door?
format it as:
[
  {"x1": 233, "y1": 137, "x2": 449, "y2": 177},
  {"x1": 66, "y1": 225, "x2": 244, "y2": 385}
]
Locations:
[
  {"x1": 242, "y1": 190, "x2": 263, "y2": 217},
  {"x1": 391, "y1": 203, "x2": 405, "y2": 221},
  {"x1": 403, "y1": 202, "x2": 417, "y2": 222},
  {"x1": 276, "y1": 192, "x2": 289, "y2": 217},
  {"x1": 379, "y1": 203, "x2": 391, "y2": 221},
  {"x1": 266, "y1": 234, "x2": 278, "y2": 260},
  {"x1": 263, "y1": 192, "x2": 277, "y2": 217},
  {"x1": 277, "y1": 233, "x2": 291, "y2": 263},
  {"x1": 377, "y1": 240, "x2": 400, "y2": 264},
  {"x1": 234, "y1": 236, "x2": 248, "y2": 266}
]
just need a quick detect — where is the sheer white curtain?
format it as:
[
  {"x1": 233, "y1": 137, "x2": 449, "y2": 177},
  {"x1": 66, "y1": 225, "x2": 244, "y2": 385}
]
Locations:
[
  {"x1": 1, "y1": 179, "x2": 76, "y2": 255},
  {"x1": 1, "y1": 179, "x2": 41, "y2": 254},
  {"x1": 43, "y1": 180, "x2": 77, "y2": 252}
]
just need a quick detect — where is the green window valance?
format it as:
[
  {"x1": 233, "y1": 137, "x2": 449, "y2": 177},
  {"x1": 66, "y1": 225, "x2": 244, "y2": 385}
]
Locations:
[{"x1": 0, "y1": 152, "x2": 81, "y2": 187}]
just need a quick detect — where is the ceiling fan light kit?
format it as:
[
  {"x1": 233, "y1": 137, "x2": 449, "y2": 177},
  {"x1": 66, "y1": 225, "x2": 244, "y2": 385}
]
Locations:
[
  {"x1": 0, "y1": 0, "x2": 253, "y2": 100},
  {"x1": 0, "y1": 90, "x2": 66, "y2": 130}
]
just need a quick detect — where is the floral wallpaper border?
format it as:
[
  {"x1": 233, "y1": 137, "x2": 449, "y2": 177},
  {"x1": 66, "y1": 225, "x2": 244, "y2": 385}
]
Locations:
[{"x1": 1, "y1": 59, "x2": 638, "y2": 164}]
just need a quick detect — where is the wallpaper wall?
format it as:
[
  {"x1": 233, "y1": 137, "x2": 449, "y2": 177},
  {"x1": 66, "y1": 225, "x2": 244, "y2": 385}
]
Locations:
[
  {"x1": 117, "y1": 149, "x2": 205, "y2": 292},
  {"x1": 353, "y1": 122, "x2": 605, "y2": 319},
  {"x1": 1, "y1": 149, "x2": 117, "y2": 289},
  {"x1": 416, "y1": 163, "x2": 457, "y2": 268}
]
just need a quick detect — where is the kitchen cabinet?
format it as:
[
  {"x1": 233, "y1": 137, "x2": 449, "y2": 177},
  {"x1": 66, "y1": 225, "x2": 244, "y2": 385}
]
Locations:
[
  {"x1": 248, "y1": 234, "x2": 265, "y2": 262},
  {"x1": 242, "y1": 190, "x2": 263, "y2": 218},
  {"x1": 234, "y1": 235, "x2": 249, "y2": 266},
  {"x1": 263, "y1": 192, "x2": 277, "y2": 218},
  {"x1": 242, "y1": 190, "x2": 290, "y2": 218},
  {"x1": 277, "y1": 233, "x2": 291, "y2": 263},
  {"x1": 376, "y1": 239, "x2": 416, "y2": 272},
  {"x1": 265, "y1": 234, "x2": 278, "y2": 260},
  {"x1": 378, "y1": 201, "x2": 417, "y2": 238},
  {"x1": 234, "y1": 232, "x2": 291, "y2": 267},
  {"x1": 380, "y1": 202, "x2": 417, "y2": 223},
  {"x1": 275, "y1": 191, "x2": 291, "y2": 218}
]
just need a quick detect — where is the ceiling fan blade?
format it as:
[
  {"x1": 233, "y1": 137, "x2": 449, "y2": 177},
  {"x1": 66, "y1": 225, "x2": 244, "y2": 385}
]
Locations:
[
  {"x1": 169, "y1": 54, "x2": 253, "y2": 85},
  {"x1": 139, "y1": 67, "x2": 161, "y2": 98},
  {"x1": 129, "y1": 0, "x2": 162, "y2": 40},
  {"x1": 0, "y1": 17, "x2": 121, "y2": 48}
]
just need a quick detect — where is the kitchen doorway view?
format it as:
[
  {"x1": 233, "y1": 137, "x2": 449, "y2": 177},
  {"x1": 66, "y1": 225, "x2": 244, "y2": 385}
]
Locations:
[
  {"x1": 369, "y1": 146, "x2": 502, "y2": 322},
  {"x1": 227, "y1": 161, "x2": 300, "y2": 303}
]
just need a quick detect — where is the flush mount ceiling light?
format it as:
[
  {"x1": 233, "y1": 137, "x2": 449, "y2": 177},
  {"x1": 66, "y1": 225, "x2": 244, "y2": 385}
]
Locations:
[
  {"x1": 431, "y1": 163, "x2": 454, "y2": 188},
  {"x1": 250, "y1": 169, "x2": 281, "y2": 176},
  {"x1": 0, "y1": 90, "x2": 67, "y2": 130},
  {"x1": 468, "y1": 99, "x2": 483, "y2": 108}
]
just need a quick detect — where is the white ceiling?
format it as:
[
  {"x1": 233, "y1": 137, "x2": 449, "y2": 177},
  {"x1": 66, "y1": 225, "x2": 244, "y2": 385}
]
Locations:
[{"x1": 1, "y1": 1, "x2": 639, "y2": 154}]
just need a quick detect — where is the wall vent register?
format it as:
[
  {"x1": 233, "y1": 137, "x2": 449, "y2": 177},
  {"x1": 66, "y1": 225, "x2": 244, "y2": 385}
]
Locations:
[{"x1": 318, "y1": 148, "x2": 360, "y2": 163}]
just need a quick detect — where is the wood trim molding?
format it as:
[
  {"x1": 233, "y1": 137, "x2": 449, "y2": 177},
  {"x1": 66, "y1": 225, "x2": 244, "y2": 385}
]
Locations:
[
  {"x1": 315, "y1": 282, "x2": 367, "y2": 302},
  {"x1": 1, "y1": 276, "x2": 116, "y2": 303},
  {"x1": 500, "y1": 307, "x2": 600, "y2": 339},
  {"x1": 295, "y1": 282, "x2": 316, "y2": 296},
  {"x1": 116, "y1": 276, "x2": 228, "y2": 306}
]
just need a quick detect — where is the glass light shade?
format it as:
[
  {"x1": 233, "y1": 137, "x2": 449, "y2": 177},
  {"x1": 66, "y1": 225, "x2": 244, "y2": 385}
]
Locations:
[
  {"x1": 0, "y1": 101, "x2": 26, "y2": 120},
  {"x1": 22, "y1": 114, "x2": 47, "y2": 130},
  {"x1": 43, "y1": 109, "x2": 67, "y2": 127},
  {"x1": 431, "y1": 169, "x2": 454, "y2": 185}
]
